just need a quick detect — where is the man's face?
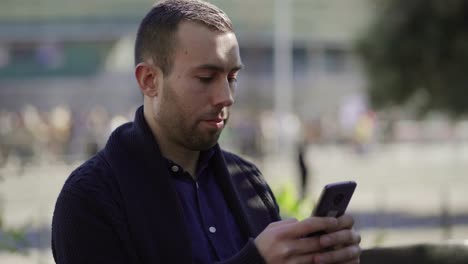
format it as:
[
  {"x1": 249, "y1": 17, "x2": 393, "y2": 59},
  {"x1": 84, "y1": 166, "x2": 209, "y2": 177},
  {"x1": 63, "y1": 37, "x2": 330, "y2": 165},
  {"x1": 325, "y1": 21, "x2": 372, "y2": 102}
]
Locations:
[{"x1": 153, "y1": 21, "x2": 242, "y2": 151}]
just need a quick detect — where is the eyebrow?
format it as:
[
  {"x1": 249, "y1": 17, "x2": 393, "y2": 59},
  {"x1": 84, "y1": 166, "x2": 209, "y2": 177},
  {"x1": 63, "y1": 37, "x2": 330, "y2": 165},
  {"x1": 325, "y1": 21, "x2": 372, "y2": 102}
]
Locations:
[{"x1": 194, "y1": 63, "x2": 244, "y2": 72}]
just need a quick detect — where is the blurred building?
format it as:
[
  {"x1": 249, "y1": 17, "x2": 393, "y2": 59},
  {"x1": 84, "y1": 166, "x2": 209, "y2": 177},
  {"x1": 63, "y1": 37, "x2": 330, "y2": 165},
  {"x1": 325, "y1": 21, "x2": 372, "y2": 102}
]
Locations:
[
  {"x1": 0, "y1": 0, "x2": 148, "y2": 114},
  {"x1": 0, "y1": 0, "x2": 374, "y2": 118}
]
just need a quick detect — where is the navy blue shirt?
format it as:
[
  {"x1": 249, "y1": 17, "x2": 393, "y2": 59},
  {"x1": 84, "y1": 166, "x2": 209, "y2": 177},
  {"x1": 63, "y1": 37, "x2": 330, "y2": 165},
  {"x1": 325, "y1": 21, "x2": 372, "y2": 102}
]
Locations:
[{"x1": 166, "y1": 149, "x2": 245, "y2": 263}]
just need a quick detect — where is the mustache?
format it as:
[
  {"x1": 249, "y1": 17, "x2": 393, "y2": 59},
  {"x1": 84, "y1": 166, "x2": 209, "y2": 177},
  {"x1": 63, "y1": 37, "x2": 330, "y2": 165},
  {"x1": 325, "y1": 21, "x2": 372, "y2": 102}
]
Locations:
[{"x1": 202, "y1": 108, "x2": 229, "y2": 121}]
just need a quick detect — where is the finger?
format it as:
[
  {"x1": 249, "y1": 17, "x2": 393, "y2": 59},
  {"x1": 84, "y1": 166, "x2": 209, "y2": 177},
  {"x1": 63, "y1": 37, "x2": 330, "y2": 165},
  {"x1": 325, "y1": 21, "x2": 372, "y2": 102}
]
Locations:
[
  {"x1": 320, "y1": 229, "x2": 361, "y2": 248},
  {"x1": 262, "y1": 237, "x2": 320, "y2": 261},
  {"x1": 338, "y1": 214, "x2": 354, "y2": 229},
  {"x1": 314, "y1": 244, "x2": 361, "y2": 264},
  {"x1": 286, "y1": 236, "x2": 322, "y2": 256},
  {"x1": 268, "y1": 218, "x2": 298, "y2": 228},
  {"x1": 286, "y1": 217, "x2": 338, "y2": 239},
  {"x1": 284, "y1": 253, "x2": 316, "y2": 264},
  {"x1": 325, "y1": 214, "x2": 354, "y2": 233},
  {"x1": 281, "y1": 218, "x2": 300, "y2": 225}
]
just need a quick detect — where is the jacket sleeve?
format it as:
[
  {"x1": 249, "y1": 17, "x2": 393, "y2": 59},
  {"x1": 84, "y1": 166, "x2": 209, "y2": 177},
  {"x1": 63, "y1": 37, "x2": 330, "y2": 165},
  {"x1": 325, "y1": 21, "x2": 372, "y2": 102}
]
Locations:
[
  {"x1": 51, "y1": 186, "x2": 131, "y2": 264},
  {"x1": 216, "y1": 238, "x2": 266, "y2": 264}
]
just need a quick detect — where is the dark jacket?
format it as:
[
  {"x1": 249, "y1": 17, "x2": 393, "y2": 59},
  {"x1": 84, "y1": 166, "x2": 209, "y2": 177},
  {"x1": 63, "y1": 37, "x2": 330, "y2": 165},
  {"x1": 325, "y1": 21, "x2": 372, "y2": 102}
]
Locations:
[{"x1": 52, "y1": 106, "x2": 281, "y2": 264}]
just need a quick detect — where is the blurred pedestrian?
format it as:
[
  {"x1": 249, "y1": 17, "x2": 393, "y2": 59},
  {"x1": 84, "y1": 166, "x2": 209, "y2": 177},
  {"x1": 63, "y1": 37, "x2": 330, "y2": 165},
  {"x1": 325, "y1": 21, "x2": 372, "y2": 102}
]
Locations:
[{"x1": 296, "y1": 140, "x2": 309, "y2": 201}]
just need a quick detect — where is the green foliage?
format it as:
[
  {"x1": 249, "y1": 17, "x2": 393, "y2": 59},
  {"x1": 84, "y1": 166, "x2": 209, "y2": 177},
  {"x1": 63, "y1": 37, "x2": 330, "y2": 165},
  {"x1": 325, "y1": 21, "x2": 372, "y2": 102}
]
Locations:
[
  {"x1": 274, "y1": 183, "x2": 314, "y2": 220},
  {"x1": 0, "y1": 227, "x2": 29, "y2": 253},
  {"x1": 356, "y1": 0, "x2": 468, "y2": 118},
  {"x1": 0, "y1": 203, "x2": 29, "y2": 253},
  {"x1": 372, "y1": 229, "x2": 388, "y2": 247}
]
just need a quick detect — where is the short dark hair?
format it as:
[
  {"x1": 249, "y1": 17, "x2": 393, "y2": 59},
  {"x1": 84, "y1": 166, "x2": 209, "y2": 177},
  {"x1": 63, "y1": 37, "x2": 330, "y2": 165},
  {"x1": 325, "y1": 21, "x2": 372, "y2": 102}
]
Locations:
[{"x1": 134, "y1": 0, "x2": 234, "y2": 74}]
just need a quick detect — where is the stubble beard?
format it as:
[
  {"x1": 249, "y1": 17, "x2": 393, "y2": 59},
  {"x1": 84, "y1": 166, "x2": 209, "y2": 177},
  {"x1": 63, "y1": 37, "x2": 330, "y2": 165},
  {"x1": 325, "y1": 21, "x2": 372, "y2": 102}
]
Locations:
[
  {"x1": 184, "y1": 107, "x2": 230, "y2": 151},
  {"x1": 186, "y1": 110, "x2": 229, "y2": 151},
  {"x1": 160, "y1": 87, "x2": 229, "y2": 152},
  {"x1": 188, "y1": 128, "x2": 222, "y2": 150}
]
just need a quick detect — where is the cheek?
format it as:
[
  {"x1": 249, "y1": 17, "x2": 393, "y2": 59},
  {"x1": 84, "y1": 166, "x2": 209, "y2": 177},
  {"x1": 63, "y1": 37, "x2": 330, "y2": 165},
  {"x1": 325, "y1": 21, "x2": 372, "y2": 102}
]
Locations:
[
  {"x1": 167, "y1": 79, "x2": 208, "y2": 122},
  {"x1": 170, "y1": 93, "x2": 198, "y2": 124},
  {"x1": 179, "y1": 90, "x2": 205, "y2": 114}
]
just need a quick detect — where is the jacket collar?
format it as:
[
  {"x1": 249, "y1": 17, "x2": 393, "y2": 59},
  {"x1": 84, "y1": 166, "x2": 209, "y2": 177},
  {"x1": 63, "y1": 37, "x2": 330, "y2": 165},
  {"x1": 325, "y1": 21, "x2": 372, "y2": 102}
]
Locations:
[{"x1": 102, "y1": 105, "x2": 254, "y2": 263}]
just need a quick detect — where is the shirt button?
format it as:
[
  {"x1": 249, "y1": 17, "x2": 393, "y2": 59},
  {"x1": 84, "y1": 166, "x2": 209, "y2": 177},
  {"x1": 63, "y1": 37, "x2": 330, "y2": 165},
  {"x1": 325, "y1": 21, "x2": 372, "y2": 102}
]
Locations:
[
  {"x1": 171, "y1": 165, "x2": 179, "y2": 172},
  {"x1": 209, "y1": 226, "x2": 216, "y2": 233}
]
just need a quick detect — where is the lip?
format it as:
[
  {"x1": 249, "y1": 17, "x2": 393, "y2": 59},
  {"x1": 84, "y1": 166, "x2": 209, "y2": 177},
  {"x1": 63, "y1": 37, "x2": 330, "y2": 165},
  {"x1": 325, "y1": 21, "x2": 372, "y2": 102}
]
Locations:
[{"x1": 202, "y1": 118, "x2": 224, "y2": 129}]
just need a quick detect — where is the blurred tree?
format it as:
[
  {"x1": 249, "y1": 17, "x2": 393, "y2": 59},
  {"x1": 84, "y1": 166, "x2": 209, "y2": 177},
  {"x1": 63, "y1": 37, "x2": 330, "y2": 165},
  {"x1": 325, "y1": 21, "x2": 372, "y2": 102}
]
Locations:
[{"x1": 356, "y1": 0, "x2": 468, "y2": 118}]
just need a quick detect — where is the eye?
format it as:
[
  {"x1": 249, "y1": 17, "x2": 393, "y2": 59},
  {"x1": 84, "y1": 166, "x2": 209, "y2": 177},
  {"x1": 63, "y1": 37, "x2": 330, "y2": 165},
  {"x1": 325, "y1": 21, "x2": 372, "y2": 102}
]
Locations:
[
  {"x1": 228, "y1": 71, "x2": 239, "y2": 85},
  {"x1": 198, "y1": 76, "x2": 214, "y2": 84},
  {"x1": 228, "y1": 76, "x2": 238, "y2": 84}
]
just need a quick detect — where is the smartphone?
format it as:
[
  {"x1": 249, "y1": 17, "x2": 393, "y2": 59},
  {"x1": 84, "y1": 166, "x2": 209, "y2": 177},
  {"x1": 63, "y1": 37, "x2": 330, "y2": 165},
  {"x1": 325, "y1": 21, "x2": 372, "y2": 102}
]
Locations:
[
  {"x1": 307, "y1": 181, "x2": 356, "y2": 237},
  {"x1": 312, "y1": 181, "x2": 356, "y2": 217}
]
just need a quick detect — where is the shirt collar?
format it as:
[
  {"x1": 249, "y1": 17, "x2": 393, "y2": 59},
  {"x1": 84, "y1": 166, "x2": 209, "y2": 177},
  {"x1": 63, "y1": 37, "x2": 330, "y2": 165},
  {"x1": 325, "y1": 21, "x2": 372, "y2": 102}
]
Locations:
[{"x1": 164, "y1": 147, "x2": 216, "y2": 177}]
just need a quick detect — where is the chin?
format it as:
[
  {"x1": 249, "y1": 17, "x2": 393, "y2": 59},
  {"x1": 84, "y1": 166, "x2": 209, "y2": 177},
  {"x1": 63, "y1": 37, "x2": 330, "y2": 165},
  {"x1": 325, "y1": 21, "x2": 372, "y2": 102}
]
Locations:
[
  {"x1": 190, "y1": 134, "x2": 220, "y2": 151},
  {"x1": 201, "y1": 138, "x2": 219, "y2": 150}
]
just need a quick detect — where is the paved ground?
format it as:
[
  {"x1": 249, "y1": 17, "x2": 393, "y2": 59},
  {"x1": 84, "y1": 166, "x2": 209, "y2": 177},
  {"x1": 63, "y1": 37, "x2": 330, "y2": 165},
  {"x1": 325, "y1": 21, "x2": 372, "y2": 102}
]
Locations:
[{"x1": 1, "y1": 143, "x2": 467, "y2": 263}]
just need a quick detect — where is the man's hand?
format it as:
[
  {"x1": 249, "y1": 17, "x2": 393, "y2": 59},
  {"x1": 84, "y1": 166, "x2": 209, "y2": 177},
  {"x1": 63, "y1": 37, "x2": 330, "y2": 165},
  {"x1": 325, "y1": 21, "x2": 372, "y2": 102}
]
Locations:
[
  {"x1": 314, "y1": 215, "x2": 361, "y2": 264},
  {"x1": 254, "y1": 215, "x2": 361, "y2": 264}
]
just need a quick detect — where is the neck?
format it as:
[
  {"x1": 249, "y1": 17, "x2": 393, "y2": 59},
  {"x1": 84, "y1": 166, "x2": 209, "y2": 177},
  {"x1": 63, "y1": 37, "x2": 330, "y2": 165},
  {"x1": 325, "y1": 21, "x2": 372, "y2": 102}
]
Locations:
[{"x1": 143, "y1": 105, "x2": 199, "y2": 177}]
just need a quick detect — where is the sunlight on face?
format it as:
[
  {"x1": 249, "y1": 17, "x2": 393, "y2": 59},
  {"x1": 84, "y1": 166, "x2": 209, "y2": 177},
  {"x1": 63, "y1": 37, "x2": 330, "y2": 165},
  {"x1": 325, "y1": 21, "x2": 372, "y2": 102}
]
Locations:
[{"x1": 153, "y1": 22, "x2": 242, "y2": 151}]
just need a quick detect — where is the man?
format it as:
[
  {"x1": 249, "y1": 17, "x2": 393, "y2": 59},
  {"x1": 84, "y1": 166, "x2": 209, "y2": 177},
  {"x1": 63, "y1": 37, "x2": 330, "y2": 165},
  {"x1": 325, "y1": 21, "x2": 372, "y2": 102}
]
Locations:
[{"x1": 51, "y1": 0, "x2": 361, "y2": 263}]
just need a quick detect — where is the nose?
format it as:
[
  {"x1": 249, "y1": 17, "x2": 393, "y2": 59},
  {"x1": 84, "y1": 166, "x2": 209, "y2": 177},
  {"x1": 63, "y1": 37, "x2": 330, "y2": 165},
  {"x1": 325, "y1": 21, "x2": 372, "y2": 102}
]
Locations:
[{"x1": 212, "y1": 79, "x2": 235, "y2": 107}]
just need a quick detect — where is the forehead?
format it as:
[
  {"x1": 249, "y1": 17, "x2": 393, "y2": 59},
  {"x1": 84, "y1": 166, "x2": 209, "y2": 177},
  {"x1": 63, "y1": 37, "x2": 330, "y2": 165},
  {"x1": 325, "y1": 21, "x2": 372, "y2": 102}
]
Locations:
[{"x1": 172, "y1": 21, "x2": 241, "y2": 71}]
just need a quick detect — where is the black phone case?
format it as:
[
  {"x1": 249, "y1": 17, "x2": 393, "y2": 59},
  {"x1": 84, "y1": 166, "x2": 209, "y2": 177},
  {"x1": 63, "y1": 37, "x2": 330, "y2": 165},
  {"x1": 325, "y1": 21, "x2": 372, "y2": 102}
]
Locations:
[
  {"x1": 307, "y1": 181, "x2": 356, "y2": 237},
  {"x1": 313, "y1": 181, "x2": 356, "y2": 217}
]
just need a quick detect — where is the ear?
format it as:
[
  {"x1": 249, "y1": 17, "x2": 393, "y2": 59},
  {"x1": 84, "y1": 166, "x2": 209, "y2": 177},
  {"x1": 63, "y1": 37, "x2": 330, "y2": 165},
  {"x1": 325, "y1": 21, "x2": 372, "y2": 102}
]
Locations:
[{"x1": 135, "y1": 62, "x2": 162, "y2": 97}]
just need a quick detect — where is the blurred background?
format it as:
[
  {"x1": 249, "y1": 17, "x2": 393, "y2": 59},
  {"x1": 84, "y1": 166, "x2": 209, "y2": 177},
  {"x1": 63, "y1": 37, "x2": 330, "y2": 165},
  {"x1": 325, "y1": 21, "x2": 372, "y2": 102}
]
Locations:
[{"x1": 0, "y1": 0, "x2": 467, "y2": 263}]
